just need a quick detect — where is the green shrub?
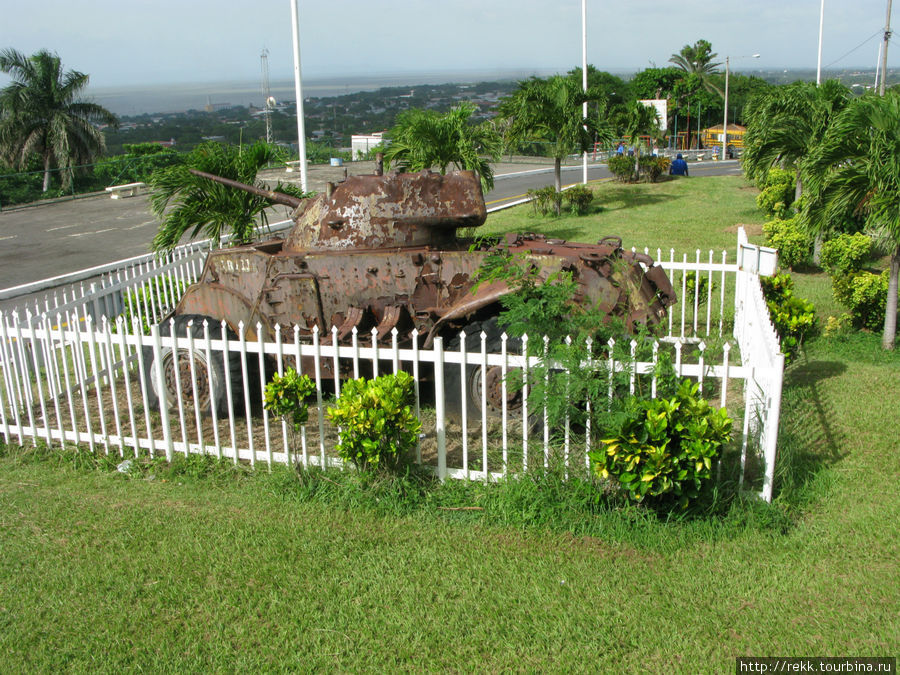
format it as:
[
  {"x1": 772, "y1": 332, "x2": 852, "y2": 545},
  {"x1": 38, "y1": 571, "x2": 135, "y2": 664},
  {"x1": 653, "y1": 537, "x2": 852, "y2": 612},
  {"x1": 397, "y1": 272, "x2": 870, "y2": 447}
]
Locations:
[
  {"x1": 831, "y1": 270, "x2": 888, "y2": 331},
  {"x1": 326, "y1": 372, "x2": 421, "y2": 472},
  {"x1": 756, "y1": 167, "x2": 795, "y2": 218},
  {"x1": 820, "y1": 232, "x2": 872, "y2": 275},
  {"x1": 120, "y1": 276, "x2": 188, "y2": 334},
  {"x1": 638, "y1": 155, "x2": 671, "y2": 182},
  {"x1": 763, "y1": 217, "x2": 811, "y2": 269},
  {"x1": 685, "y1": 271, "x2": 716, "y2": 308},
  {"x1": 526, "y1": 186, "x2": 562, "y2": 216},
  {"x1": 760, "y1": 273, "x2": 816, "y2": 361},
  {"x1": 264, "y1": 368, "x2": 316, "y2": 433},
  {"x1": 607, "y1": 155, "x2": 635, "y2": 182},
  {"x1": 589, "y1": 380, "x2": 732, "y2": 508},
  {"x1": 563, "y1": 184, "x2": 594, "y2": 215}
]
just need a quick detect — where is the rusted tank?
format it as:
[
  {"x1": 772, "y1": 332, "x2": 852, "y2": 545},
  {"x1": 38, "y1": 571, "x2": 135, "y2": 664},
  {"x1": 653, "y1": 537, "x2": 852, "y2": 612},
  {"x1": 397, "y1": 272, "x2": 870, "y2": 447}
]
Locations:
[{"x1": 146, "y1": 161, "x2": 677, "y2": 416}]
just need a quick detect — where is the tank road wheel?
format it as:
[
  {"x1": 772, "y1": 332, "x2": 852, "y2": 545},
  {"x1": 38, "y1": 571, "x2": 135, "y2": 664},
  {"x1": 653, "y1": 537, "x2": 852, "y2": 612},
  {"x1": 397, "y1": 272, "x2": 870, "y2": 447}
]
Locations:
[
  {"x1": 444, "y1": 317, "x2": 524, "y2": 421},
  {"x1": 143, "y1": 315, "x2": 246, "y2": 416}
]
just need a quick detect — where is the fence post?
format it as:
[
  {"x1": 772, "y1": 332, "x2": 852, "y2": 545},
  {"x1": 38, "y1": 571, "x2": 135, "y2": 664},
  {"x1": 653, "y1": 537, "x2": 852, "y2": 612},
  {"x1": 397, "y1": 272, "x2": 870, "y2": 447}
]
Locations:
[
  {"x1": 150, "y1": 323, "x2": 174, "y2": 462},
  {"x1": 434, "y1": 336, "x2": 447, "y2": 481},
  {"x1": 760, "y1": 355, "x2": 785, "y2": 503}
]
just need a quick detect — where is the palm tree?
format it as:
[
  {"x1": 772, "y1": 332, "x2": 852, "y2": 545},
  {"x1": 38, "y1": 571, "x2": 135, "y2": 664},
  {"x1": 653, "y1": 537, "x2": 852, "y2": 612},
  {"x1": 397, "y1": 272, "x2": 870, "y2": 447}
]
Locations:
[
  {"x1": 499, "y1": 75, "x2": 614, "y2": 211},
  {"x1": 0, "y1": 48, "x2": 117, "y2": 192},
  {"x1": 623, "y1": 101, "x2": 661, "y2": 181},
  {"x1": 742, "y1": 80, "x2": 850, "y2": 202},
  {"x1": 801, "y1": 91, "x2": 900, "y2": 349},
  {"x1": 383, "y1": 102, "x2": 500, "y2": 192},
  {"x1": 669, "y1": 39, "x2": 723, "y2": 97},
  {"x1": 150, "y1": 141, "x2": 306, "y2": 252}
]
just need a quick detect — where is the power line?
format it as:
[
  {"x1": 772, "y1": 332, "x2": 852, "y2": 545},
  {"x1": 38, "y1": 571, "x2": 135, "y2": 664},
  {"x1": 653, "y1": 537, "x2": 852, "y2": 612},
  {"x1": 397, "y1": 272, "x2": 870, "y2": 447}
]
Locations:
[{"x1": 823, "y1": 29, "x2": 884, "y2": 69}]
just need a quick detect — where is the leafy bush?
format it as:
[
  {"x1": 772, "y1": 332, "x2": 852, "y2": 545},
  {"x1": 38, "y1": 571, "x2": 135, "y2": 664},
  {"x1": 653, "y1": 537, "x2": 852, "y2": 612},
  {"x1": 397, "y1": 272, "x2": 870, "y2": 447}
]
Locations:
[
  {"x1": 607, "y1": 155, "x2": 635, "y2": 182},
  {"x1": 831, "y1": 270, "x2": 888, "y2": 331},
  {"x1": 526, "y1": 186, "x2": 563, "y2": 216},
  {"x1": 93, "y1": 144, "x2": 182, "y2": 186},
  {"x1": 563, "y1": 184, "x2": 594, "y2": 215},
  {"x1": 264, "y1": 368, "x2": 316, "y2": 434},
  {"x1": 756, "y1": 167, "x2": 795, "y2": 218},
  {"x1": 763, "y1": 217, "x2": 811, "y2": 269},
  {"x1": 685, "y1": 271, "x2": 716, "y2": 308},
  {"x1": 473, "y1": 250, "x2": 675, "y2": 434},
  {"x1": 120, "y1": 276, "x2": 188, "y2": 334},
  {"x1": 820, "y1": 232, "x2": 872, "y2": 275},
  {"x1": 589, "y1": 380, "x2": 732, "y2": 508},
  {"x1": 760, "y1": 273, "x2": 816, "y2": 361},
  {"x1": 638, "y1": 155, "x2": 671, "y2": 182},
  {"x1": 326, "y1": 372, "x2": 421, "y2": 472}
]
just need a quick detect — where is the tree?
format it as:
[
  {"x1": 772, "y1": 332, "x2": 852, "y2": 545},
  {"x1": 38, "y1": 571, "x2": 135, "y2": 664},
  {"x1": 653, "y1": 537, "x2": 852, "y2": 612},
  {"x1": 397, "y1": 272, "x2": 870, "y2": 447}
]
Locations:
[
  {"x1": 742, "y1": 80, "x2": 850, "y2": 202},
  {"x1": 0, "y1": 48, "x2": 118, "y2": 192},
  {"x1": 383, "y1": 102, "x2": 500, "y2": 192},
  {"x1": 801, "y1": 91, "x2": 900, "y2": 349},
  {"x1": 149, "y1": 141, "x2": 306, "y2": 252},
  {"x1": 623, "y1": 101, "x2": 661, "y2": 180},
  {"x1": 630, "y1": 67, "x2": 683, "y2": 100},
  {"x1": 669, "y1": 39, "x2": 723, "y2": 96},
  {"x1": 499, "y1": 75, "x2": 615, "y2": 211}
]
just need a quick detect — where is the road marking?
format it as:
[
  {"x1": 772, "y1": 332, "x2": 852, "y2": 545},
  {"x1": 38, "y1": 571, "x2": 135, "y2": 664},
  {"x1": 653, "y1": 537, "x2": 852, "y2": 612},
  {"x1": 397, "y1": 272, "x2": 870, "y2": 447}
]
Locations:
[
  {"x1": 68, "y1": 228, "x2": 116, "y2": 237},
  {"x1": 0, "y1": 235, "x2": 16, "y2": 241},
  {"x1": 47, "y1": 224, "x2": 79, "y2": 231}
]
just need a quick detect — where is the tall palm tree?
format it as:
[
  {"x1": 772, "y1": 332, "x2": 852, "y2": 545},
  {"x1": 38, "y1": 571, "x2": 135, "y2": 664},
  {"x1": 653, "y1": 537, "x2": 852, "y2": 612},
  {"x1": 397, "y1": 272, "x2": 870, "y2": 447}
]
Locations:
[
  {"x1": 742, "y1": 80, "x2": 850, "y2": 201},
  {"x1": 801, "y1": 91, "x2": 900, "y2": 349},
  {"x1": 623, "y1": 101, "x2": 661, "y2": 181},
  {"x1": 150, "y1": 141, "x2": 306, "y2": 252},
  {"x1": 669, "y1": 39, "x2": 723, "y2": 97},
  {"x1": 383, "y1": 102, "x2": 500, "y2": 193},
  {"x1": 499, "y1": 75, "x2": 614, "y2": 210},
  {"x1": 0, "y1": 48, "x2": 118, "y2": 192}
]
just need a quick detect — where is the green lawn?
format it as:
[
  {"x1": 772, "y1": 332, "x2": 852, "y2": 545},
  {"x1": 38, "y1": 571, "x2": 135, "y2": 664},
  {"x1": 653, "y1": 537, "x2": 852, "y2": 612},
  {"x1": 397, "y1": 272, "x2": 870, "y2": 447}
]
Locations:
[
  {"x1": 1, "y1": 176, "x2": 897, "y2": 672},
  {"x1": 484, "y1": 175, "x2": 767, "y2": 255}
]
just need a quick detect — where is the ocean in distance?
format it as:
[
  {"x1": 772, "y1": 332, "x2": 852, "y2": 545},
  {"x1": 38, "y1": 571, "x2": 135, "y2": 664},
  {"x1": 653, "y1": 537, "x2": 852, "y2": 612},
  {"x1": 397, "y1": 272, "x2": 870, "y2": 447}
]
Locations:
[{"x1": 87, "y1": 69, "x2": 563, "y2": 117}]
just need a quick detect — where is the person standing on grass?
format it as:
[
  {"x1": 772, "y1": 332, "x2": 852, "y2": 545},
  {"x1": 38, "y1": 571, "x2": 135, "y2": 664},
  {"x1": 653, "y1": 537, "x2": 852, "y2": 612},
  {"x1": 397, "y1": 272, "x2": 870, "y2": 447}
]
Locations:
[{"x1": 670, "y1": 153, "x2": 689, "y2": 176}]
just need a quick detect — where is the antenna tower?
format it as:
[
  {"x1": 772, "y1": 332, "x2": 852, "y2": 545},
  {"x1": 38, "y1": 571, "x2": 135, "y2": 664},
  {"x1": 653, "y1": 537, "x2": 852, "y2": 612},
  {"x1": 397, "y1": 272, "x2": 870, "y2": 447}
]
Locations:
[{"x1": 261, "y1": 48, "x2": 272, "y2": 144}]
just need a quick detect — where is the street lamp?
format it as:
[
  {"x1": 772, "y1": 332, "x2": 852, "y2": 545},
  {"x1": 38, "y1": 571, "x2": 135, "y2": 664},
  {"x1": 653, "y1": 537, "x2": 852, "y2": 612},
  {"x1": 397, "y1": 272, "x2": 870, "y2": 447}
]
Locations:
[{"x1": 722, "y1": 53, "x2": 760, "y2": 160}]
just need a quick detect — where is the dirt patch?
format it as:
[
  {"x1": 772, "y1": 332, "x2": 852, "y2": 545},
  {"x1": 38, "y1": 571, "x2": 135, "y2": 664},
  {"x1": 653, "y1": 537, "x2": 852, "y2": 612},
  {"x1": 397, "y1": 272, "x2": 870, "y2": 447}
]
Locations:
[{"x1": 724, "y1": 222, "x2": 763, "y2": 237}]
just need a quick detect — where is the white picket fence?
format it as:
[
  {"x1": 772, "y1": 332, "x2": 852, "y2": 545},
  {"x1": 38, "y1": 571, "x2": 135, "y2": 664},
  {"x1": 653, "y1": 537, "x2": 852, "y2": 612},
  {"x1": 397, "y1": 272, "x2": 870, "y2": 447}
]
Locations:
[{"x1": 0, "y1": 227, "x2": 785, "y2": 500}]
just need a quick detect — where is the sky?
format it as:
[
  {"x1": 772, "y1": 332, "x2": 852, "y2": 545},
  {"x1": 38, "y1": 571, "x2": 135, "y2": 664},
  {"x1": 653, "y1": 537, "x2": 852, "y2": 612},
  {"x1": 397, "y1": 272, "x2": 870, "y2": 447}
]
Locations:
[{"x1": 0, "y1": 0, "x2": 895, "y2": 90}]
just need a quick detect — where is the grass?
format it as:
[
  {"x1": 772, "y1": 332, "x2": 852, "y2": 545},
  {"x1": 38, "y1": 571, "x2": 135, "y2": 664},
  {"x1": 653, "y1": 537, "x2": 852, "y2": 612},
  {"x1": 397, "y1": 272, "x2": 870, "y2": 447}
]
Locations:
[
  {"x1": 1, "y1": 175, "x2": 898, "y2": 672},
  {"x1": 483, "y1": 175, "x2": 767, "y2": 255}
]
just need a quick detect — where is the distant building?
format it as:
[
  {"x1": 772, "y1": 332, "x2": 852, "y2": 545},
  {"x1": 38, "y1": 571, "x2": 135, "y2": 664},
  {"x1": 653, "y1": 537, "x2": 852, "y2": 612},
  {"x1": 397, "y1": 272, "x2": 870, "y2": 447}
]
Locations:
[
  {"x1": 351, "y1": 132, "x2": 387, "y2": 159},
  {"x1": 153, "y1": 138, "x2": 176, "y2": 148}
]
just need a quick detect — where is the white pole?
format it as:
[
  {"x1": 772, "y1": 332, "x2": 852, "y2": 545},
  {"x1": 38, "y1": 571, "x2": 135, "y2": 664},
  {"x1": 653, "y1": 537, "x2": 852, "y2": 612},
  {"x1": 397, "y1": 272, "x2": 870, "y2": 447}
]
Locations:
[
  {"x1": 816, "y1": 0, "x2": 825, "y2": 85},
  {"x1": 582, "y1": 0, "x2": 588, "y2": 185},
  {"x1": 721, "y1": 57, "x2": 729, "y2": 161},
  {"x1": 290, "y1": 0, "x2": 308, "y2": 193}
]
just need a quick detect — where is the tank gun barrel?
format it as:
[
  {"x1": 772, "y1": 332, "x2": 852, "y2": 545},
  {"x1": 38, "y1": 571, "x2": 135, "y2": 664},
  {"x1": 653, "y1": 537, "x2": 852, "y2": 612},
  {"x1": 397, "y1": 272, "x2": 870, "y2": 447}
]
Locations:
[{"x1": 189, "y1": 169, "x2": 305, "y2": 208}]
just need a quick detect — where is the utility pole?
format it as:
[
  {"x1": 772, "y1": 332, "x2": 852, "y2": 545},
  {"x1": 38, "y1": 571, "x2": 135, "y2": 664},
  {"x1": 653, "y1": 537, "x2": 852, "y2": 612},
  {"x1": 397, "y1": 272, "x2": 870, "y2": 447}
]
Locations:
[{"x1": 879, "y1": 0, "x2": 893, "y2": 95}]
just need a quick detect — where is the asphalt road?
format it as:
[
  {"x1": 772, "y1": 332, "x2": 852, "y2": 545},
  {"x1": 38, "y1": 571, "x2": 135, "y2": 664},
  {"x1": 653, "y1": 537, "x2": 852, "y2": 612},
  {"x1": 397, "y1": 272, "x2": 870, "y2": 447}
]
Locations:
[{"x1": 0, "y1": 158, "x2": 744, "y2": 296}]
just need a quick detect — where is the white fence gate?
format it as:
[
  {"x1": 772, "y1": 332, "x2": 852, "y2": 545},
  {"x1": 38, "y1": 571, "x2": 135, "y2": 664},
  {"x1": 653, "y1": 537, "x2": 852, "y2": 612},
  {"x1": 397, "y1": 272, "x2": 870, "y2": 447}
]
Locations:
[{"x1": 0, "y1": 227, "x2": 785, "y2": 501}]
